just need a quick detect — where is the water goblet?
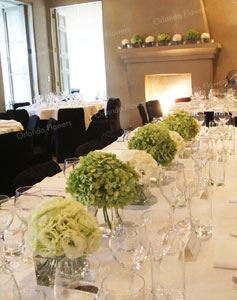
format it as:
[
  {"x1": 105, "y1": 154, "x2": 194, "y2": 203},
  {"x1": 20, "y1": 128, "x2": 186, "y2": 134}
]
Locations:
[
  {"x1": 64, "y1": 157, "x2": 80, "y2": 179},
  {"x1": 14, "y1": 186, "x2": 43, "y2": 262},
  {"x1": 0, "y1": 267, "x2": 20, "y2": 300},
  {"x1": 159, "y1": 165, "x2": 185, "y2": 229}
]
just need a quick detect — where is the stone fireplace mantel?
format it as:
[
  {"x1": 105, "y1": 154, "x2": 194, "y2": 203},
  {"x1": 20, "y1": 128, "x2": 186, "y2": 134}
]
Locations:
[
  {"x1": 117, "y1": 42, "x2": 221, "y2": 127},
  {"x1": 117, "y1": 42, "x2": 221, "y2": 64}
]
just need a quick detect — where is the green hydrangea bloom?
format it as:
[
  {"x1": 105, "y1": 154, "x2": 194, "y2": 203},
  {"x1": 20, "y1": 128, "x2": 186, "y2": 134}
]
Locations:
[
  {"x1": 66, "y1": 152, "x2": 142, "y2": 209},
  {"x1": 131, "y1": 34, "x2": 143, "y2": 44},
  {"x1": 162, "y1": 109, "x2": 201, "y2": 142},
  {"x1": 128, "y1": 123, "x2": 177, "y2": 167},
  {"x1": 27, "y1": 197, "x2": 102, "y2": 258},
  {"x1": 157, "y1": 32, "x2": 171, "y2": 42}
]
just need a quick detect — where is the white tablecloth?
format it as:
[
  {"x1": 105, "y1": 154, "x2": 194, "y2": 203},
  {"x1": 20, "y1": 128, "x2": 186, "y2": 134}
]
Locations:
[
  {"x1": 0, "y1": 119, "x2": 23, "y2": 135},
  {"x1": 8, "y1": 131, "x2": 237, "y2": 299},
  {"x1": 19, "y1": 102, "x2": 105, "y2": 129}
]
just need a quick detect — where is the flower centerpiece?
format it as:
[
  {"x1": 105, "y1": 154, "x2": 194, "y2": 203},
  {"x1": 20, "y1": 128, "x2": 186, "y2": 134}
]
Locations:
[
  {"x1": 186, "y1": 29, "x2": 200, "y2": 43},
  {"x1": 128, "y1": 123, "x2": 177, "y2": 166},
  {"x1": 117, "y1": 149, "x2": 159, "y2": 204},
  {"x1": 162, "y1": 109, "x2": 201, "y2": 142},
  {"x1": 157, "y1": 32, "x2": 171, "y2": 46},
  {"x1": 121, "y1": 39, "x2": 130, "y2": 48},
  {"x1": 172, "y1": 33, "x2": 183, "y2": 45},
  {"x1": 201, "y1": 32, "x2": 210, "y2": 43},
  {"x1": 66, "y1": 151, "x2": 141, "y2": 231},
  {"x1": 131, "y1": 34, "x2": 144, "y2": 48},
  {"x1": 145, "y1": 35, "x2": 155, "y2": 47},
  {"x1": 27, "y1": 197, "x2": 102, "y2": 286}
]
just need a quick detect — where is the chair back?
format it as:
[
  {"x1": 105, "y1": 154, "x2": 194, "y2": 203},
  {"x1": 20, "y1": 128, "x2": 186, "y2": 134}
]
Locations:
[
  {"x1": 145, "y1": 100, "x2": 163, "y2": 122},
  {"x1": 55, "y1": 108, "x2": 86, "y2": 162},
  {"x1": 174, "y1": 97, "x2": 191, "y2": 103},
  {"x1": 0, "y1": 111, "x2": 14, "y2": 120},
  {"x1": 13, "y1": 102, "x2": 30, "y2": 110},
  {"x1": 0, "y1": 131, "x2": 33, "y2": 196},
  {"x1": 137, "y1": 104, "x2": 148, "y2": 125},
  {"x1": 14, "y1": 160, "x2": 61, "y2": 190},
  {"x1": 107, "y1": 98, "x2": 121, "y2": 130},
  {"x1": 27, "y1": 115, "x2": 40, "y2": 132},
  {"x1": 11, "y1": 109, "x2": 29, "y2": 129}
]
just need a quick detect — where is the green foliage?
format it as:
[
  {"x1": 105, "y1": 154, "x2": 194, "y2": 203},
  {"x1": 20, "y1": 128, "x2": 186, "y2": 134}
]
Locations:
[
  {"x1": 186, "y1": 29, "x2": 200, "y2": 41},
  {"x1": 66, "y1": 152, "x2": 141, "y2": 209},
  {"x1": 157, "y1": 32, "x2": 171, "y2": 42},
  {"x1": 162, "y1": 109, "x2": 201, "y2": 142},
  {"x1": 131, "y1": 34, "x2": 143, "y2": 44},
  {"x1": 128, "y1": 123, "x2": 177, "y2": 166}
]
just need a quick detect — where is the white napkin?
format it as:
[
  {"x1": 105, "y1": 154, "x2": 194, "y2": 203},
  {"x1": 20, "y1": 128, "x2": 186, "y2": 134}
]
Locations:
[{"x1": 213, "y1": 240, "x2": 237, "y2": 269}]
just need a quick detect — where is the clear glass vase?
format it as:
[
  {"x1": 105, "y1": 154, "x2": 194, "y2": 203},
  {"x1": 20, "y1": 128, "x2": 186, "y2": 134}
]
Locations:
[
  {"x1": 33, "y1": 255, "x2": 64, "y2": 287},
  {"x1": 98, "y1": 207, "x2": 123, "y2": 237}
]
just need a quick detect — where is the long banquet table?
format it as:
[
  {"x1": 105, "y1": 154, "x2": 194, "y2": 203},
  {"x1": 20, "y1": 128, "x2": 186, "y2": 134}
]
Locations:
[
  {"x1": 7, "y1": 133, "x2": 237, "y2": 299},
  {"x1": 19, "y1": 101, "x2": 105, "y2": 129},
  {"x1": 0, "y1": 119, "x2": 24, "y2": 135}
]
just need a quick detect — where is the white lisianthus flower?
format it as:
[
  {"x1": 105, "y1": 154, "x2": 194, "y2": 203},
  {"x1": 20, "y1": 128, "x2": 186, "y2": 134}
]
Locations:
[
  {"x1": 26, "y1": 197, "x2": 102, "y2": 259},
  {"x1": 201, "y1": 32, "x2": 210, "y2": 39},
  {"x1": 145, "y1": 36, "x2": 155, "y2": 43},
  {"x1": 169, "y1": 131, "x2": 185, "y2": 156},
  {"x1": 121, "y1": 39, "x2": 130, "y2": 46},
  {"x1": 172, "y1": 34, "x2": 182, "y2": 42},
  {"x1": 117, "y1": 149, "x2": 159, "y2": 185}
]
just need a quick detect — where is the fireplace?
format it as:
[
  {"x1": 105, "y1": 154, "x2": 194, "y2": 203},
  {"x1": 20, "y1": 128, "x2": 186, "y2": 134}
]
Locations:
[
  {"x1": 145, "y1": 73, "x2": 192, "y2": 114},
  {"x1": 117, "y1": 42, "x2": 221, "y2": 127}
]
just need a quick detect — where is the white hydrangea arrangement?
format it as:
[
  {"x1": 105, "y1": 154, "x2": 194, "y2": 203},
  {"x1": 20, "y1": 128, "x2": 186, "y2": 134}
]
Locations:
[
  {"x1": 27, "y1": 197, "x2": 102, "y2": 259},
  {"x1": 117, "y1": 149, "x2": 159, "y2": 185},
  {"x1": 122, "y1": 39, "x2": 130, "y2": 46},
  {"x1": 201, "y1": 32, "x2": 210, "y2": 39},
  {"x1": 169, "y1": 131, "x2": 185, "y2": 156},
  {"x1": 172, "y1": 34, "x2": 183, "y2": 44},
  {"x1": 145, "y1": 36, "x2": 155, "y2": 43}
]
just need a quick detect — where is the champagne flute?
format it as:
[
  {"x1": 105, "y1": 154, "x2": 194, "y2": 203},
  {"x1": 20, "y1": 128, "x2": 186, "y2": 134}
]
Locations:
[{"x1": 159, "y1": 165, "x2": 185, "y2": 229}]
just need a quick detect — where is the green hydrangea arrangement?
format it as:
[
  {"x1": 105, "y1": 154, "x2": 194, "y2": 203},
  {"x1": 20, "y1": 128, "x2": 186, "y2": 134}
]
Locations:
[
  {"x1": 186, "y1": 29, "x2": 200, "y2": 41},
  {"x1": 128, "y1": 123, "x2": 177, "y2": 166},
  {"x1": 131, "y1": 34, "x2": 143, "y2": 44},
  {"x1": 27, "y1": 197, "x2": 102, "y2": 259},
  {"x1": 66, "y1": 151, "x2": 141, "y2": 209},
  {"x1": 157, "y1": 32, "x2": 171, "y2": 42},
  {"x1": 163, "y1": 109, "x2": 201, "y2": 142}
]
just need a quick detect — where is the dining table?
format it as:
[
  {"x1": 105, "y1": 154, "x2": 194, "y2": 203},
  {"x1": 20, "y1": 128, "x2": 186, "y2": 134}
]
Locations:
[
  {"x1": 0, "y1": 119, "x2": 24, "y2": 135},
  {"x1": 18, "y1": 101, "x2": 106, "y2": 129},
  {"x1": 3, "y1": 130, "x2": 237, "y2": 300}
]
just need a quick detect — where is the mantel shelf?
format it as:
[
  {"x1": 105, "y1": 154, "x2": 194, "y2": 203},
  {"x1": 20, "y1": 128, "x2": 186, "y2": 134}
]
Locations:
[{"x1": 117, "y1": 42, "x2": 221, "y2": 64}]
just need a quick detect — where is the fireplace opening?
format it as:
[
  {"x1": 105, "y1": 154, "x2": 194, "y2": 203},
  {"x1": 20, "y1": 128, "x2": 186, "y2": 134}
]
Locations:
[{"x1": 145, "y1": 73, "x2": 192, "y2": 114}]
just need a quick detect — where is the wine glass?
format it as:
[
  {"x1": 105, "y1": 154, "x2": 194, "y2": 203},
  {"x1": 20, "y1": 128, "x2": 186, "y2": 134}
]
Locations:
[
  {"x1": 192, "y1": 111, "x2": 205, "y2": 127},
  {"x1": 14, "y1": 186, "x2": 43, "y2": 261},
  {"x1": 109, "y1": 223, "x2": 148, "y2": 295},
  {"x1": 54, "y1": 255, "x2": 100, "y2": 300},
  {"x1": 0, "y1": 267, "x2": 20, "y2": 300},
  {"x1": 159, "y1": 165, "x2": 185, "y2": 229},
  {"x1": 64, "y1": 157, "x2": 79, "y2": 179}
]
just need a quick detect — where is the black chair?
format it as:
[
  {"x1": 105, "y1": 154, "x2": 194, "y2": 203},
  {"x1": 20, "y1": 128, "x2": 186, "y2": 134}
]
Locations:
[
  {"x1": 86, "y1": 98, "x2": 121, "y2": 140},
  {"x1": 54, "y1": 108, "x2": 87, "y2": 163},
  {"x1": 0, "y1": 111, "x2": 14, "y2": 120},
  {"x1": 74, "y1": 98, "x2": 124, "y2": 157},
  {"x1": 32, "y1": 118, "x2": 56, "y2": 164},
  {"x1": 0, "y1": 131, "x2": 33, "y2": 196},
  {"x1": 9, "y1": 109, "x2": 29, "y2": 129},
  {"x1": 13, "y1": 160, "x2": 61, "y2": 190},
  {"x1": 145, "y1": 100, "x2": 163, "y2": 122},
  {"x1": 13, "y1": 102, "x2": 30, "y2": 110},
  {"x1": 27, "y1": 115, "x2": 40, "y2": 132},
  {"x1": 174, "y1": 97, "x2": 191, "y2": 103},
  {"x1": 137, "y1": 104, "x2": 148, "y2": 125}
]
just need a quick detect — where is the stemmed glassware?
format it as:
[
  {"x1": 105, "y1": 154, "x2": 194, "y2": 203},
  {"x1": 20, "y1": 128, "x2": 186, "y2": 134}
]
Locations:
[
  {"x1": 64, "y1": 158, "x2": 79, "y2": 179},
  {"x1": 14, "y1": 186, "x2": 43, "y2": 262},
  {"x1": 109, "y1": 223, "x2": 148, "y2": 297},
  {"x1": 159, "y1": 165, "x2": 185, "y2": 229}
]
